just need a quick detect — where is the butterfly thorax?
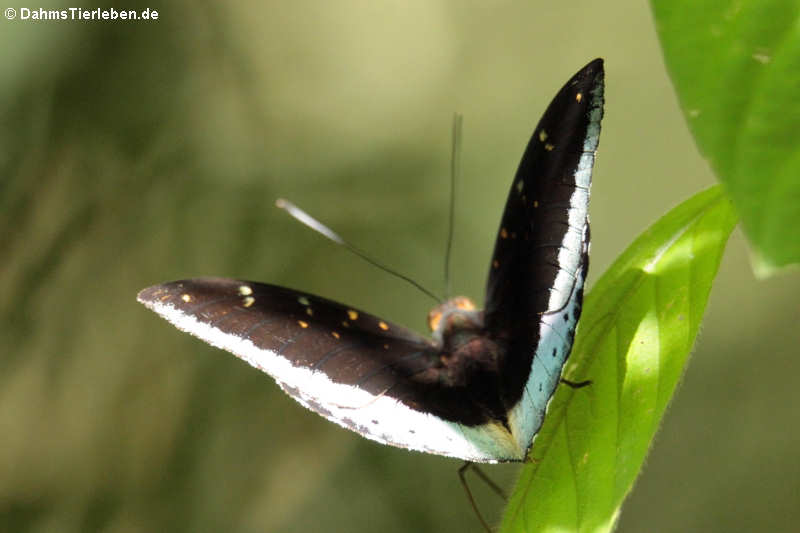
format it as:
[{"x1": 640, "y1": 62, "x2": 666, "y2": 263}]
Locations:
[{"x1": 426, "y1": 297, "x2": 504, "y2": 392}]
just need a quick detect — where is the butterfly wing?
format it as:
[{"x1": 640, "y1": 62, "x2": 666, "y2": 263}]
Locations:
[
  {"x1": 483, "y1": 59, "x2": 604, "y2": 454},
  {"x1": 138, "y1": 278, "x2": 521, "y2": 461}
]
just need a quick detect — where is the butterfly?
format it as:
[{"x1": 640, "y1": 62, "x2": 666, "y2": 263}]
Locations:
[{"x1": 137, "y1": 59, "x2": 604, "y2": 464}]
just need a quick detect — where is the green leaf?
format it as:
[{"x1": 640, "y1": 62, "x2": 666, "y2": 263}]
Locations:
[
  {"x1": 650, "y1": 0, "x2": 800, "y2": 272},
  {"x1": 500, "y1": 186, "x2": 738, "y2": 533}
]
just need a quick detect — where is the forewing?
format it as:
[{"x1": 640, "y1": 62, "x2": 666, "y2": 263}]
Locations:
[
  {"x1": 138, "y1": 278, "x2": 523, "y2": 462},
  {"x1": 483, "y1": 59, "x2": 604, "y2": 452}
]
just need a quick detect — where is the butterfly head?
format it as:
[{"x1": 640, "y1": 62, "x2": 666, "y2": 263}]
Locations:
[{"x1": 428, "y1": 297, "x2": 484, "y2": 347}]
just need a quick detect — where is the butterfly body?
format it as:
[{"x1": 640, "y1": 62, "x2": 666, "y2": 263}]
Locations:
[{"x1": 138, "y1": 59, "x2": 604, "y2": 463}]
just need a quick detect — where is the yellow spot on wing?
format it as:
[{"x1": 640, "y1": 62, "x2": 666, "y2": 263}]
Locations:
[
  {"x1": 298, "y1": 296, "x2": 310, "y2": 306},
  {"x1": 331, "y1": 331, "x2": 340, "y2": 339},
  {"x1": 576, "y1": 92, "x2": 583, "y2": 102},
  {"x1": 378, "y1": 321, "x2": 389, "y2": 331},
  {"x1": 545, "y1": 143, "x2": 554, "y2": 151},
  {"x1": 533, "y1": 200, "x2": 539, "y2": 208},
  {"x1": 297, "y1": 320, "x2": 308, "y2": 328},
  {"x1": 181, "y1": 294, "x2": 192, "y2": 303},
  {"x1": 538, "y1": 130, "x2": 548, "y2": 142},
  {"x1": 305, "y1": 308, "x2": 313, "y2": 316},
  {"x1": 243, "y1": 296, "x2": 255, "y2": 307},
  {"x1": 347, "y1": 310, "x2": 359, "y2": 321},
  {"x1": 500, "y1": 227, "x2": 508, "y2": 239},
  {"x1": 516, "y1": 180, "x2": 524, "y2": 194},
  {"x1": 238, "y1": 285, "x2": 253, "y2": 296},
  {"x1": 341, "y1": 321, "x2": 350, "y2": 328}
]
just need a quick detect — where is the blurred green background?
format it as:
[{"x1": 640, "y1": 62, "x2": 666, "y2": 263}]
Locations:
[{"x1": 2, "y1": 1, "x2": 799, "y2": 532}]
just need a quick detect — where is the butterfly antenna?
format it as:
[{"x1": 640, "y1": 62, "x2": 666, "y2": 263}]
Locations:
[
  {"x1": 444, "y1": 113, "x2": 462, "y2": 299},
  {"x1": 276, "y1": 198, "x2": 442, "y2": 304}
]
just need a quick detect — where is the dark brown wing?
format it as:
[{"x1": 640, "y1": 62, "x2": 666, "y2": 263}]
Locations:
[
  {"x1": 482, "y1": 59, "x2": 604, "y2": 442},
  {"x1": 138, "y1": 278, "x2": 524, "y2": 461}
]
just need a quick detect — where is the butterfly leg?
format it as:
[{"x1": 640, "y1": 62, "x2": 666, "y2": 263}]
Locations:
[
  {"x1": 560, "y1": 378, "x2": 592, "y2": 388},
  {"x1": 458, "y1": 461, "x2": 506, "y2": 533}
]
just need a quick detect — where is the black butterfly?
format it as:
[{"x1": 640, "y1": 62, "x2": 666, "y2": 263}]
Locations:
[{"x1": 138, "y1": 59, "x2": 604, "y2": 463}]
